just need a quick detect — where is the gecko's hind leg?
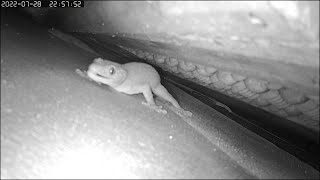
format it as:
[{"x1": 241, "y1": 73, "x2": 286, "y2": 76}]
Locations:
[
  {"x1": 152, "y1": 85, "x2": 181, "y2": 108},
  {"x1": 141, "y1": 86, "x2": 167, "y2": 114},
  {"x1": 153, "y1": 85, "x2": 192, "y2": 117}
]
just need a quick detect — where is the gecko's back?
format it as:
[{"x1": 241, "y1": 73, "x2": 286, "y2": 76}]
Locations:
[{"x1": 121, "y1": 62, "x2": 161, "y2": 88}]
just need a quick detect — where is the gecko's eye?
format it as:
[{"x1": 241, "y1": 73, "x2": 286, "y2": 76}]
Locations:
[{"x1": 109, "y1": 67, "x2": 115, "y2": 75}]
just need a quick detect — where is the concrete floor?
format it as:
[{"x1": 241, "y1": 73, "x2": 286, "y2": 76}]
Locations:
[{"x1": 1, "y1": 9, "x2": 319, "y2": 179}]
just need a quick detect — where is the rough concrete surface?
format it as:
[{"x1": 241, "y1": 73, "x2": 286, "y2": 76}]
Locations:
[{"x1": 1, "y1": 9, "x2": 319, "y2": 179}]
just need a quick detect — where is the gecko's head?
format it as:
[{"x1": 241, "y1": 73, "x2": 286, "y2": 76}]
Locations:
[{"x1": 88, "y1": 58, "x2": 127, "y2": 86}]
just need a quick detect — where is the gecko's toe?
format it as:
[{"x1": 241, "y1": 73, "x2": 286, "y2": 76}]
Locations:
[
  {"x1": 141, "y1": 101, "x2": 148, "y2": 106},
  {"x1": 75, "y1": 69, "x2": 85, "y2": 76},
  {"x1": 170, "y1": 107, "x2": 193, "y2": 117},
  {"x1": 183, "y1": 110, "x2": 193, "y2": 117},
  {"x1": 142, "y1": 102, "x2": 166, "y2": 114},
  {"x1": 156, "y1": 108, "x2": 167, "y2": 114}
]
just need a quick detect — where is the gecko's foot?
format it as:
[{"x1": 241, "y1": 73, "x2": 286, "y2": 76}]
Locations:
[
  {"x1": 142, "y1": 102, "x2": 167, "y2": 114},
  {"x1": 76, "y1": 69, "x2": 87, "y2": 77},
  {"x1": 172, "y1": 107, "x2": 193, "y2": 117}
]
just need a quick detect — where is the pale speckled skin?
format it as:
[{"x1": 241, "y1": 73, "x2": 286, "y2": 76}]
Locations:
[{"x1": 87, "y1": 58, "x2": 182, "y2": 111}]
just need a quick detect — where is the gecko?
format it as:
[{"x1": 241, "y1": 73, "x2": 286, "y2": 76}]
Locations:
[{"x1": 76, "y1": 57, "x2": 192, "y2": 116}]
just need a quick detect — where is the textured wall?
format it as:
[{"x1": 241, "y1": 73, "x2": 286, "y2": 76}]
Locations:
[{"x1": 22, "y1": 1, "x2": 319, "y2": 131}]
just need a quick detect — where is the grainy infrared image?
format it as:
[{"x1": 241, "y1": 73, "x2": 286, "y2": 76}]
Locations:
[{"x1": 1, "y1": 1, "x2": 319, "y2": 179}]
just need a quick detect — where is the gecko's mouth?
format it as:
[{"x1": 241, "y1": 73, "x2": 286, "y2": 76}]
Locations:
[{"x1": 96, "y1": 73, "x2": 109, "y2": 79}]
